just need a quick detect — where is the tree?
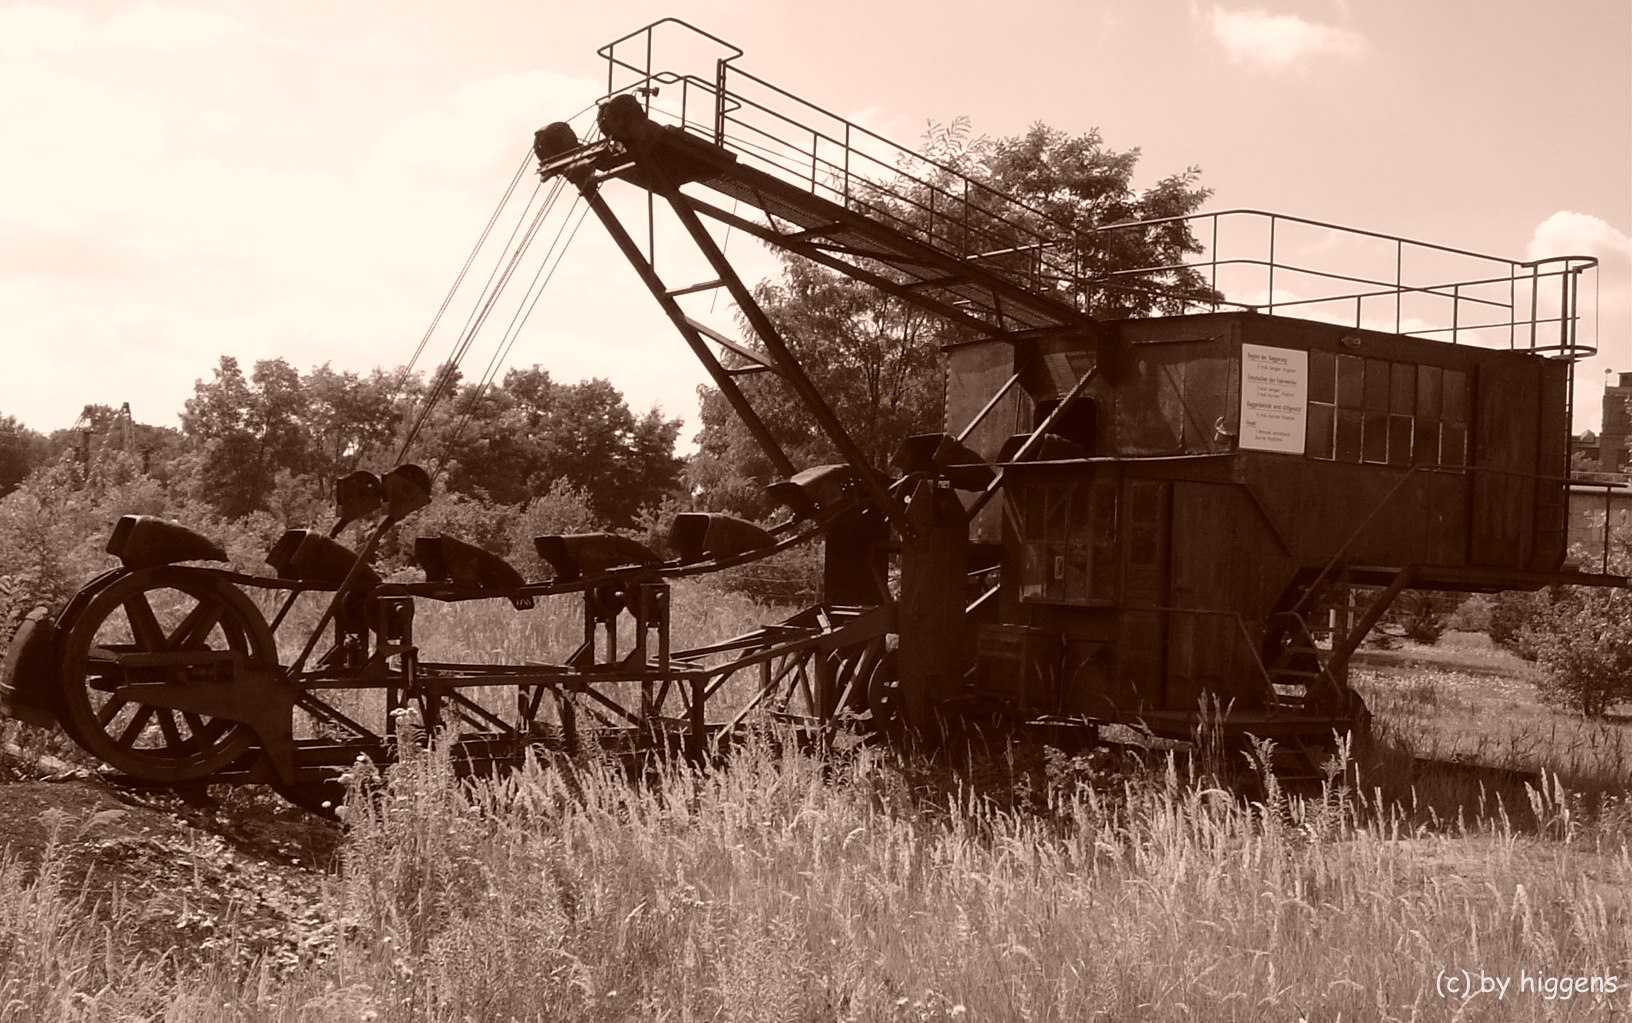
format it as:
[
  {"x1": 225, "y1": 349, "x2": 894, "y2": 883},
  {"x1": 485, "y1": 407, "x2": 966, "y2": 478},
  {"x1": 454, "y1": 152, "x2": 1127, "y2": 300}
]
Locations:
[
  {"x1": 248, "y1": 358, "x2": 313, "y2": 479},
  {"x1": 1523, "y1": 587, "x2": 1632, "y2": 717},
  {"x1": 0, "y1": 415, "x2": 46, "y2": 497},
  {"x1": 302, "y1": 364, "x2": 401, "y2": 483},
  {"x1": 975, "y1": 122, "x2": 1216, "y2": 318},
  {"x1": 407, "y1": 369, "x2": 685, "y2": 529},
  {"x1": 181, "y1": 357, "x2": 402, "y2": 520},
  {"x1": 181, "y1": 356, "x2": 281, "y2": 518},
  {"x1": 691, "y1": 119, "x2": 1215, "y2": 512},
  {"x1": 689, "y1": 259, "x2": 944, "y2": 518}
]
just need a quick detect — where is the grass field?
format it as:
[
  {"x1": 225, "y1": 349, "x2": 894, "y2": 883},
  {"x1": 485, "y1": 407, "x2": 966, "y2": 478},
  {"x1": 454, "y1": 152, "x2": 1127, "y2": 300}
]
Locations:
[
  {"x1": 2, "y1": 608, "x2": 1630, "y2": 1022},
  {"x1": 1354, "y1": 631, "x2": 1632, "y2": 803}
]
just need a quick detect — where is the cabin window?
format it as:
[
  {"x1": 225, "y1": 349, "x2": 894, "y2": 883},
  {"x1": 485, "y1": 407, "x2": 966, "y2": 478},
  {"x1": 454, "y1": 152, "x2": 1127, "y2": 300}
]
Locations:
[
  {"x1": 1019, "y1": 481, "x2": 1118, "y2": 604},
  {"x1": 1308, "y1": 354, "x2": 1466, "y2": 468},
  {"x1": 1032, "y1": 396, "x2": 1098, "y2": 455}
]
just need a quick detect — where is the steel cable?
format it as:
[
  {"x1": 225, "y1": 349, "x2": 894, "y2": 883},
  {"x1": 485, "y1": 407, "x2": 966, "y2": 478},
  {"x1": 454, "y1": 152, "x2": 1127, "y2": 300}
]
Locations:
[
  {"x1": 430, "y1": 195, "x2": 592, "y2": 486},
  {"x1": 366, "y1": 149, "x2": 533, "y2": 470}
]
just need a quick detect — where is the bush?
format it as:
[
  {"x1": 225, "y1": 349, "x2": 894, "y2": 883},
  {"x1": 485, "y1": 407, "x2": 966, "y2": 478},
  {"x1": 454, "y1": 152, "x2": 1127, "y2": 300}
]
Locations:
[
  {"x1": 716, "y1": 538, "x2": 824, "y2": 607},
  {"x1": 1522, "y1": 587, "x2": 1632, "y2": 717},
  {"x1": 509, "y1": 480, "x2": 600, "y2": 580},
  {"x1": 0, "y1": 462, "x2": 115, "y2": 617},
  {"x1": 1488, "y1": 589, "x2": 1551, "y2": 659},
  {"x1": 1444, "y1": 593, "x2": 1490, "y2": 633},
  {"x1": 1362, "y1": 588, "x2": 1460, "y2": 647},
  {"x1": 374, "y1": 487, "x2": 514, "y2": 575},
  {"x1": 1386, "y1": 590, "x2": 1460, "y2": 645}
]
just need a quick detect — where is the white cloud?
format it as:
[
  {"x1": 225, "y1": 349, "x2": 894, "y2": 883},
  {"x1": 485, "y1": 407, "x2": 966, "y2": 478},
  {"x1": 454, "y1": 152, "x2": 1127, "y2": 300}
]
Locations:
[
  {"x1": 1528, "y1": 211, "x2": 1632, "y2": 270},
  {"x1": 1206, "y1": 6, "x2": 1365, "y2": 70},
  {"x1": 1526, "y1": 212, "x2": 1632, "y2": 433}
]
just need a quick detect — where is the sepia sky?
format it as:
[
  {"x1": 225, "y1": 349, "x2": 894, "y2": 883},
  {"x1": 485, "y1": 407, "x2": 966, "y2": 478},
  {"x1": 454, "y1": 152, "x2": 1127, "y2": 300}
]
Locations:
[{"x1": 2, "y1": 0, "x2": 1628, "y2": 445}]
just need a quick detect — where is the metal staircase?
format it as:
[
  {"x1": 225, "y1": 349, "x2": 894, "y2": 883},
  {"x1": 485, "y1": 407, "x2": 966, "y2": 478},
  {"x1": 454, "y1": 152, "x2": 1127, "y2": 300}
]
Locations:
[{"x1": 1264, "y1": 565, "x2": 1416, "y2": 714}]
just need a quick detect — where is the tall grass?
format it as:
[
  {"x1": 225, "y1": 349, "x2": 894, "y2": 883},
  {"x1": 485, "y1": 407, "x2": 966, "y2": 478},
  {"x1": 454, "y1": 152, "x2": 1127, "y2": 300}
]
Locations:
[{"x1": 4, "y1": 732, "x2": 1628, "y2": 1021}]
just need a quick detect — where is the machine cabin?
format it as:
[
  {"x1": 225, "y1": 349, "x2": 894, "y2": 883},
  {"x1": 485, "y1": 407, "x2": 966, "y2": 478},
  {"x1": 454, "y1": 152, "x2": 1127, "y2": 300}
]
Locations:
[
  {"x1": 951, "y1": 311, "x2": 1578, "y2": 733},
  {"x1": 527, "y1": 19, "x2": 1611, "y2": 746}
]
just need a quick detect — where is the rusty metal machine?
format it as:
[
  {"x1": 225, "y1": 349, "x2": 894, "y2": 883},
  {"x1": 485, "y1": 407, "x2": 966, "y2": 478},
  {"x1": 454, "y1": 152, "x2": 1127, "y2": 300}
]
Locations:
[{"x1": 1, "y1": 20, "x2": 1618, "y2": 802}]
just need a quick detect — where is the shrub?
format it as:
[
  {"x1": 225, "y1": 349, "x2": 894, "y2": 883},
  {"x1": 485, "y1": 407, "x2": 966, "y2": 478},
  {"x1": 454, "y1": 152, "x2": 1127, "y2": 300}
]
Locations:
[
  {"x1": 509, "y1": 480, "x2": 600, "y2": 580},
  {"x1": 1488, "y1": 588, "x2": 1550, "y2": 658},
  {"x1": 1444, "y1": 593, "x2": 1490, "y2": 632},
  {"x1": 716, "y1": 538, "x2": 823, "y2": 606},
  {"x1": 374, "y1": 486, "x2": 514, "y2": 574},
  {"x1": 1385, "y1": 590, "x2": 1460, "y2": 645},
  {"x1": 0, "y1": 462, "x2": 113, "y2": 616},
  {"x1": 1522, "y1": 587, "x2": 1632, "y2": 717}
]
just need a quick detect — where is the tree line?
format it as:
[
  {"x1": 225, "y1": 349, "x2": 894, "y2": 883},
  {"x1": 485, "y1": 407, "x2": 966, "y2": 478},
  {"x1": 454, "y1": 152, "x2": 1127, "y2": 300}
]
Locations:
[{"x1": 1, "y1": 359, "x2": 687, "y2": 531}]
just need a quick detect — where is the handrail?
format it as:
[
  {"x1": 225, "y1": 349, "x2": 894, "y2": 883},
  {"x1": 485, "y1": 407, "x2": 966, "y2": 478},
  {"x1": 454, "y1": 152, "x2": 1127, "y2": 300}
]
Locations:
[
  {"x1": 1088, "y1": 210, "x2": 1597, "y2": 357},
  {"x1": 584, "y1": 22, "x2": 1599, "y2": 361}
]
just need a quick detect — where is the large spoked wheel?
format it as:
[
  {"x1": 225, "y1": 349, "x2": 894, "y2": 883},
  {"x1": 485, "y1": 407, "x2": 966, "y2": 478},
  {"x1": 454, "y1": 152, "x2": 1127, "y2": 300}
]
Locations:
[{"x1": 58, "y1": 567, "x2": 274, "y2": 782}]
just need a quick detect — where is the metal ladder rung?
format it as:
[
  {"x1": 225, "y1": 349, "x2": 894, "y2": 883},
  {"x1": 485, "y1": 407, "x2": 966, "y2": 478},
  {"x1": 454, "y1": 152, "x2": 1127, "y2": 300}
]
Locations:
[{"x1": 666, "y1": 279, "x2": 726, "y2": 298}]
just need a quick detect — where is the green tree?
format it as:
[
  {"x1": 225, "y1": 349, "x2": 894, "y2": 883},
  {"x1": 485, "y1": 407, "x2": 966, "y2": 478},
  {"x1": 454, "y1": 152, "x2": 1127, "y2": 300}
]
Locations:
[
  {"x1": 181, "y1": 357, "x2": 273, "y2": 518},
  {"x1": 0, "y1": 415, "x2": 47, "y2": 497},
  {"x1": 248, "y1": 358, "x2": 313, "y2": 479},
  {"x1": 1523, "y1": 587, "x2": 1632, "y2": 717},
  {"x1": 691, "y1": 119, "x2": 1214, "y2": 513},
  {"x1": 409, "y1": 369, "x2": 684, "y2": 529}
]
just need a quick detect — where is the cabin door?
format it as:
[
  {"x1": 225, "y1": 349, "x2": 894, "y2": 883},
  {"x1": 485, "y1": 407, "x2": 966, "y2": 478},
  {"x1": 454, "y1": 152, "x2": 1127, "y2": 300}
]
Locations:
[
  {"x1": 1471, "y1": 367, "x2": 1538, "y2": 569},
  {"x1": 1118, "y1": 479, "x2": 1171, "y2": 708}
]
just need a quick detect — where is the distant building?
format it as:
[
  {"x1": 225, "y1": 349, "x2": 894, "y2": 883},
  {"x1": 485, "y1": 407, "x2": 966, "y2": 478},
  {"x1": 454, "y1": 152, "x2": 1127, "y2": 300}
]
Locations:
[
  {"x1": 1573, "y1": 428, "x2": 1598, "y2": 463},
  {"x1": 1563, "y1": 374, "x2": 1630, "y2": 566},
  {"x1": 1597, "y1": 372, "x2": 1632, "y2": 473}
]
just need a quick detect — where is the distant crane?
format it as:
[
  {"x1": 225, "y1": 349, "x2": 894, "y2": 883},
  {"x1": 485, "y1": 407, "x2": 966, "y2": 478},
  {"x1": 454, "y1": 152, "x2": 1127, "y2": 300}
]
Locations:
[{"x1": 70, "y1": 402, "x2": 145, "y2": 473}]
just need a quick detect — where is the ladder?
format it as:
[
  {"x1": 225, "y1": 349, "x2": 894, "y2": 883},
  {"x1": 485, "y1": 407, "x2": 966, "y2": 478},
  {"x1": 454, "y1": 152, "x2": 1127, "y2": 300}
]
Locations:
[{"x1": 1263, "y1": 565, "x2": 1417, "y2": 713}]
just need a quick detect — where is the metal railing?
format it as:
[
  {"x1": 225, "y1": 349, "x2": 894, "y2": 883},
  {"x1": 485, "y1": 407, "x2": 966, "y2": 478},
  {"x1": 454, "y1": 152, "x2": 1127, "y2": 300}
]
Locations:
[
  {"x1": 588, "y1": 20, "x2": 1599, "y2": 359},
  {"x1": 594, "y1": 20, "x2": 1155, "y2": 308},
  {"x1": 1092, "y1": 210, "x2": 1599, "y2": 357}
]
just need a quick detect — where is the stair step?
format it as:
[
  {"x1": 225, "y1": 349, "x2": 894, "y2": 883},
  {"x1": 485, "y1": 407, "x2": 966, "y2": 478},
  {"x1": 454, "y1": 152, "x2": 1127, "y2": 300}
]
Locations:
[{"x1": 665, "y1": 278, "x2": 725, "y2": 297}]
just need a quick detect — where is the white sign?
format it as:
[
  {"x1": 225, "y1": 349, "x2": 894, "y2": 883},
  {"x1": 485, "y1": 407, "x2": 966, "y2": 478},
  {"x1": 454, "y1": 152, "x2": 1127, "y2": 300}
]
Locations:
[{"x1": 1239, "y1": 344, "x2": 1307, "y2": 454}]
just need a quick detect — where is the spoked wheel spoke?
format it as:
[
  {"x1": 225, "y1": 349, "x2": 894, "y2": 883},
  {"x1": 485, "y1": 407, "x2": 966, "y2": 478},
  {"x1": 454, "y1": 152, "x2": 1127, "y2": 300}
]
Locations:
[
  {"x1": 156, "y1": 709, "x2": 185, "y2": 748},
  {"x1": 122, "y1": 594, "x2": 168, "y2": 651},
  {"x1": 95, "y1": 696, "x2": 130, "y2": 728},
  {"x1": 58, "y1": 567, "x2": 275, "y2": 783},
  {"x1": 116, "y1": 706, "x2": 156, "y2": 747},
  {"x1": 169, "y1": 600, "x2": 225, "y2": 649}
]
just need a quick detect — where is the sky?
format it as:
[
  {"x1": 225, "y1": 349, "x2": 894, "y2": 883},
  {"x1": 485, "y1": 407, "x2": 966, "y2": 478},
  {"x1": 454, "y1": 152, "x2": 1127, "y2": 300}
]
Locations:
[{"x1": 2, "y1": 0, "x2": 1628, "y2": 447}]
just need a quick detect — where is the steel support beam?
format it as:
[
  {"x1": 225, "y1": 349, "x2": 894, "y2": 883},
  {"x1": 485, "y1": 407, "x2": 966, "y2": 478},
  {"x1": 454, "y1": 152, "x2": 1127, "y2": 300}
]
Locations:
[{"x1": 574, "y1": 184, "x2": 797, "y2": 478}]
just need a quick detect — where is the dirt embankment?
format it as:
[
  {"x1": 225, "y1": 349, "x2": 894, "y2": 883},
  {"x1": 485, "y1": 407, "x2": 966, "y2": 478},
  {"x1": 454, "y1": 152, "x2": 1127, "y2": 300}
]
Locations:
[{"x1": 1, "y1": 741, "x2": 345, "y2": 973}]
